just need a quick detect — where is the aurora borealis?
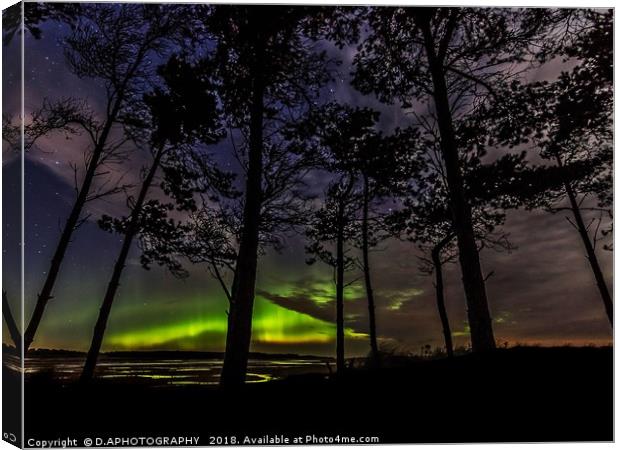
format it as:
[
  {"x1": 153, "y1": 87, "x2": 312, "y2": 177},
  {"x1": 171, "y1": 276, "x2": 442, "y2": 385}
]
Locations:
[
  {"x1": 2, "y1": 153, "x2": 374, "y2": 355},
  {"x1": 104, "y1": 295, "x2": 367, "y2": 351},
  {"x1": 2, "y1": 7, "x2": 613, "y2": 359}
]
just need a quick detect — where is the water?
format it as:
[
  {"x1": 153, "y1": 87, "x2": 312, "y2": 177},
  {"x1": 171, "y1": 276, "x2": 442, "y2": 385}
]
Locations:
[{"x1": 5, "y1": 354, "x2": 332, "y2": 386}]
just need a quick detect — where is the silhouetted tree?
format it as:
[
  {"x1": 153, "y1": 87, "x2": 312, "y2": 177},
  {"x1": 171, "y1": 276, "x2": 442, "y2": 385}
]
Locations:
[
  {"x1": 1, "y1": 114, "x2": 19, "y2": 152},
  {"x1": 22, "y1": 4, "x2": 185, "y2": 353},
  {"x1": 352, "y1": 7, "x2": 562, "y2": 352},
  {"x1": 483, "y1": 9, "x2": 613, "y2": 326},
  {"x1": 2, "y1": 291, "x2": 21, "y2": 355},
  {"x1": 388, "y1": 155, "x2": 523, "y2": 357},
  {"x1": 80, "y1": 143, "x2": 171, "y2": 382},
  {"x1": 182, "y1": 5, "x2": 336, "y2": 386},
  {"x1": 306, "y1": 177, "x2": 359, "y2": 372},
  {"x1": 3, "y1": 2, "x2": 80, "y2": 46},
  {"x1": 2, "y1": 98, "x2": 99, "y2": 351},
  {"x1": 385, "y1": 92, "x2": 574, "y2": 356},
  {"x1": 293, "y1": 103, "x2": 415, "y2": 364},
  {"x1": 388, "y1": 180, "x2": 459, "y2": 358},
  {"x1": 183, "y1": 208, "x2": 238, "y2": 303},
  {"x1": 79, "y1": 56, "x2": 231, "y2": 382}
]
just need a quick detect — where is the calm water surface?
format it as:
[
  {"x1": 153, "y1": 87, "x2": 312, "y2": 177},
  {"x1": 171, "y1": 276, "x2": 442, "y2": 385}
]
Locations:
[{"x1": 7, "y1": 355, "x2": 331, "y2": 385}]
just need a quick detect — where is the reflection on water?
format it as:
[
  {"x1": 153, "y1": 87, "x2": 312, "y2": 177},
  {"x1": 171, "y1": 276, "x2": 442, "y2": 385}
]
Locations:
[{"x1": 6, "y1": 354, "x2": 331, "y2": 386}]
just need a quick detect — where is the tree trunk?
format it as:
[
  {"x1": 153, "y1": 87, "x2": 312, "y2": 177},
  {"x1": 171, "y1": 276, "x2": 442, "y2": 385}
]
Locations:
[
  {"x1": 80, "y1": 146, "x2": 165, "y2": 383},
  {"x1": 361, "y1": 174, "x2": 379, "y2": 363},
  {"x1": 3, "y1": 291, "x2": 21, "y2": 354},
  {"x1": 334, "y1": 177, "x2": 355, "y2": 373},
  {"x1": 554, "y1": 153, "x2": 613, "y2": 327},
  {"x1": 419, "y1": 17, "x2": 496, "y2": 352},
  {"x1": 23, "y1": 102, "x2": 122, "y2": 354},
  {"x1": 431, "y1": 235, "x2": 454, "y2": 358},
  {"x1": 220, "y1": 34, "x2": 265, "y2": 388},
  {"x1": 335, "y1": 205, "x2": 346, "y2": 373}
]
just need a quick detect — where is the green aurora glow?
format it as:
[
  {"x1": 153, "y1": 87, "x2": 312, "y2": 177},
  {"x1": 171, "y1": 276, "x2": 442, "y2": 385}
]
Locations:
[
  {"x1": 106, "y1": 293, "x2": 367, "y2": 350},
  {"x1": 12, "y1": 260, "x2": 372, "y2": 355}
]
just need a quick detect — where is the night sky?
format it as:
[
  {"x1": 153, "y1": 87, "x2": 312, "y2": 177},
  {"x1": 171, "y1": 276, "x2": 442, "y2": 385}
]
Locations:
[{"x1": 2, "y1": 7, "x2": 612, "y2": 357}]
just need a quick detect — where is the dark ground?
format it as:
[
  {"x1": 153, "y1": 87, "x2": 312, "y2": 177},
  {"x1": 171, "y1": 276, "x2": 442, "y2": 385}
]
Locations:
[{"x1": 14, "y1": 346, "x2": 614, "y2": 445}]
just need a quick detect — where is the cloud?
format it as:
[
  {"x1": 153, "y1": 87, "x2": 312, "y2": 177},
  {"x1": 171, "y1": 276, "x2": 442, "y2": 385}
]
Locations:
[{"x1": 255, "y1": 203, "x2": 612, "y2": 354}]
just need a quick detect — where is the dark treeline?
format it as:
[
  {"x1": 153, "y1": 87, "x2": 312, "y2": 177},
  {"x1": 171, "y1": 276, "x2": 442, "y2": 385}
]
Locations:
[{"x1": 2, "y1": 5, "x2": 612, "y2": 387}]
